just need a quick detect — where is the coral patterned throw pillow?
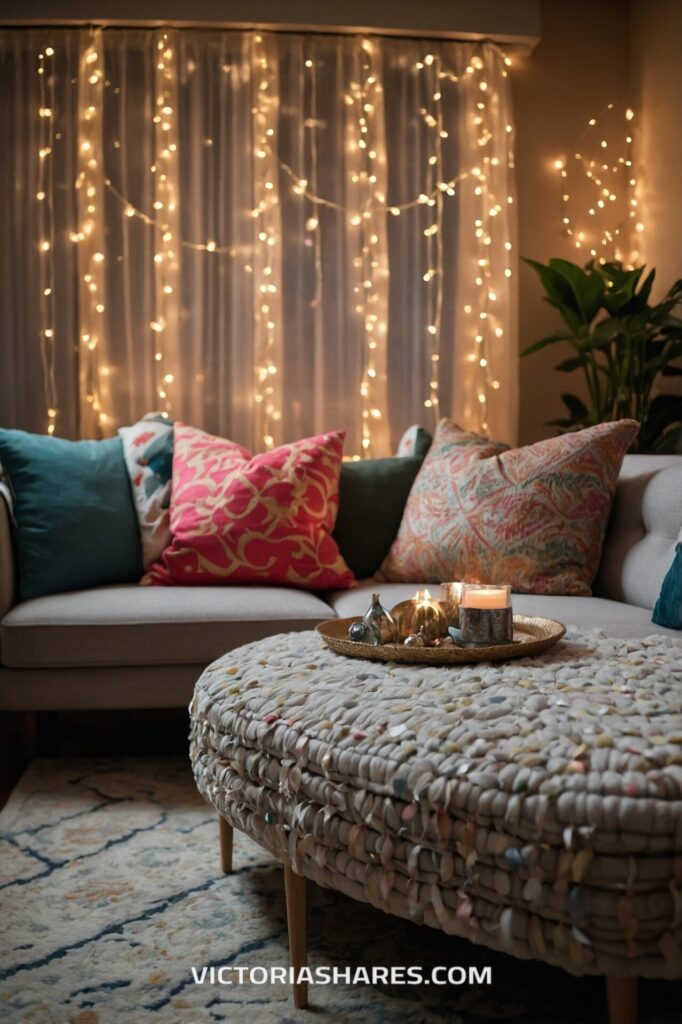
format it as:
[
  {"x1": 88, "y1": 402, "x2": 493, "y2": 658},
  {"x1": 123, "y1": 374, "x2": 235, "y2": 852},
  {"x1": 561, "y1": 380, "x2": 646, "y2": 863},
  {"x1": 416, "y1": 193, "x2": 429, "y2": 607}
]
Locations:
[
  {"x1": 380, "y1": 418, "x2": 638, "y2": 595},
  {"x1": 144, "y1": 424, "x2": 354, "y2": 589}
]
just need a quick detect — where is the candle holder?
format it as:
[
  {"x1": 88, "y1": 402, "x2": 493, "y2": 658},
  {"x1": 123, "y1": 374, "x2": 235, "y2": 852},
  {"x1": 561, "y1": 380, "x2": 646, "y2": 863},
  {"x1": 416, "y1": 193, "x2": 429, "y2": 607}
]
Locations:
[
  {"x1": 439, "y1": 582, "x2": 463, "y2": 628},
  {"x1": 459, "y1": 583, "x2": 513, "y2": 644}
]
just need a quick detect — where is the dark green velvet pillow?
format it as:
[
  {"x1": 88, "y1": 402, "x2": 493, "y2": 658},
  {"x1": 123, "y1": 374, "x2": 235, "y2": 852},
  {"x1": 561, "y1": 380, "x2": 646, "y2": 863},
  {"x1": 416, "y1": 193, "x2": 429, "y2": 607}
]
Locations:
[
  {"x1": 0, "y1": 429, "x2": 142, "y2": 600},
  {"x1": 333, "y1": 457, "x2": 423, "y2": 580},
  {"x1": 652, "y1": 543, "x2": 682, "y2": 629}
]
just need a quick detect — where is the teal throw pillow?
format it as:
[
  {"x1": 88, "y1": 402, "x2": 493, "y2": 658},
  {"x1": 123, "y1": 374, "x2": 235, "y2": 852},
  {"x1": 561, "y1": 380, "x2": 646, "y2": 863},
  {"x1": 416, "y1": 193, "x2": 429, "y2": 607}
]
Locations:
[
  {"x1": 652, "y1": 542, "x2": 682, "y2": 629},
  {"x1": 0, "y1": 429, "x2": 143, "y2": 600},
  {"x1": 396, "y1": 424, "x2": 433, "y2": 458},
  {"x1": 333, "y1": 457, "x2": 423, "y2": 579}
]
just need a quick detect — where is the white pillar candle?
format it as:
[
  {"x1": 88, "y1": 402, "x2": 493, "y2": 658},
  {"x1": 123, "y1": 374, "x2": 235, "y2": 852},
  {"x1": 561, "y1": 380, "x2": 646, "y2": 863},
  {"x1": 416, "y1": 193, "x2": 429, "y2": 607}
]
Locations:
[{"x1": 461, "y1": 586, "x2": 510, "y2": 609}]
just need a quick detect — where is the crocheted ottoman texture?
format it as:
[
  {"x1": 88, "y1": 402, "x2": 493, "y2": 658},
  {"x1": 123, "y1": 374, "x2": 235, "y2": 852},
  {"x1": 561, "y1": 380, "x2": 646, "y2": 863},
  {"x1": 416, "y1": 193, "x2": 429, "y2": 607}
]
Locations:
[{"x1": 189, "y1": 628, "x2": 682, "y2": 979}]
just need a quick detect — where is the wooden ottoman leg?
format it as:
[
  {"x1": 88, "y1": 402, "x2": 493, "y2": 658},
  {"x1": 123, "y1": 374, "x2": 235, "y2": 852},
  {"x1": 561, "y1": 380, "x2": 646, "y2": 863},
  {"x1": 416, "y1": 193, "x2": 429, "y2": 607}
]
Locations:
[
  {"x1": 605, "y1": 976, "x2": 638, "y2": 1024},
  {"x1": 284, "y1": 865, "x2": 308, "y2": 1009},
  {"x1": 218, "y1": 815, "x2": 233, "y2": 874}
]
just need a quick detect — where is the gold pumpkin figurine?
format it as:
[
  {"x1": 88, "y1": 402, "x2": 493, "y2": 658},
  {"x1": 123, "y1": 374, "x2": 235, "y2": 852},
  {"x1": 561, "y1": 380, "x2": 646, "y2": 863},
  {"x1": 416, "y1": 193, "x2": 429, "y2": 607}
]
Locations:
[{"x1": 390, "y1": 589, "x2": 449, "y2": 643}]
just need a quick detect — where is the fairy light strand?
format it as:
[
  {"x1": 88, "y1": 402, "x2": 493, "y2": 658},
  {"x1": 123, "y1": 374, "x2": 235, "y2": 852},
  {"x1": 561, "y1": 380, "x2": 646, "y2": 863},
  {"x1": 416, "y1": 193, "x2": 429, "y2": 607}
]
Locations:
[
  {"x1": 349, "y1": 38, "x2": 391, "y2": 458},
  {"x1": 306, "y1": 52, "x2": 324, "y2": 435},
  {"x1": 37, "y1": 45, "x2": 58, "y2": 434},
  {"x1": 75, "y1": 28, "x2": 110, "y2": 435},
  {"x1": 151, "y1": 30, "x2": 180, "y2": 416},
  {"x1": 36, "y1": 34, "x2": 515, "y2": 448},
  {"x1": 251, "y1": 33, "x2": 283, "y2": 450},
  {"x1": 554, "y1": 104, "x2": 640, "y2": 265},
  {"x1": 422, "y1": 52, "x2": 445, "y2": 421}
]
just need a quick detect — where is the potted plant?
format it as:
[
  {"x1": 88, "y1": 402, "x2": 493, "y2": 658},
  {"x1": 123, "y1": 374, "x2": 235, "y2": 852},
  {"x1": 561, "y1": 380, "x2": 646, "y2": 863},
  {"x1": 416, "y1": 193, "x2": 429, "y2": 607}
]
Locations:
[{"x1": 523, "y1": 258, "x2": 682, "y2": 452}]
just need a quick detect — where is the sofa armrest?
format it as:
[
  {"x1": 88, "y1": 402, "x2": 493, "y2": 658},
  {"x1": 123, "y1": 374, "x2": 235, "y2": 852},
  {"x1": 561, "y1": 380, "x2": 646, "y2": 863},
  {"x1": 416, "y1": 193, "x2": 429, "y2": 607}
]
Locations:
[
  {"x1": 594, "y1": 454, "x2": 682, "y2": 609},
  {"x1": 0, "y1": 482, "x2": 16, "y2": 619}
]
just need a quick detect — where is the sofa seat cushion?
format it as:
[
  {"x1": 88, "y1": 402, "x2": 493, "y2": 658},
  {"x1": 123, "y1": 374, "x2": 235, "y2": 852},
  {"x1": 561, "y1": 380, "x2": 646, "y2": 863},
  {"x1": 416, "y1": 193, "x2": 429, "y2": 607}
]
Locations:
[
  {"x1": 328, "y1": 580, "x2": 682, "y2": 640},
  {"x1": 0, "y1": 586, "x2": 335, "y2": 669}
]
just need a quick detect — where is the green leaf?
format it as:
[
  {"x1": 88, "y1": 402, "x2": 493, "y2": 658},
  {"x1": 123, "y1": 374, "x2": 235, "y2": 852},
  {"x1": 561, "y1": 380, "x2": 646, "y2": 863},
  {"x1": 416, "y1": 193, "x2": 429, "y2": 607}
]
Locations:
[
  {"x1": 578, "y1": 334, "x2": 613, "y2": 352},
  {"x1": 521, "y1": 330, "x2": 574, "y2": 357},
  {"x1": 601, "y1": 265, "x2": 647, "y2": 316},
  {"x1": 642, "y1": 394, "x2": 682, "y2": 453},
  {"x1": 652, "y1": 424, "x2": 682, "y2": 454},
  {"x1": 637, "y1": 268, "x2": 656, "y2": 307},
  {"x1": 560, "y1": 393, "x2": 589, "y2": 420},
  {"x1": 548, "y1": 258, "x2": 605, "y2": 324},
  {"x1": 523, "y1": 258, "x2": 577, "y2": 308},
  {"x1": 555, "y1": 356, "x2": 586, "y2": 372},
  {"x1": 545, "y1": 418, "x2": 575, "y2": 430}
]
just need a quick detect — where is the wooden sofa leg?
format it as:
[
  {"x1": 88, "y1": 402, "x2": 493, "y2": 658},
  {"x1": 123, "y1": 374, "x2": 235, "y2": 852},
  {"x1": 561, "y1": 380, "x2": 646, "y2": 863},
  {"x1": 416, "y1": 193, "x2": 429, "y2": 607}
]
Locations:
[
  {"x1": 284, "y1": 865, "x2": 308, "y2": 1009},
  {"x1": 605, "y1": 975, "x2": 638, "y2": 1024},
  {"x1": 218, "y1": 816, "x2": 233, "y2": 874}
]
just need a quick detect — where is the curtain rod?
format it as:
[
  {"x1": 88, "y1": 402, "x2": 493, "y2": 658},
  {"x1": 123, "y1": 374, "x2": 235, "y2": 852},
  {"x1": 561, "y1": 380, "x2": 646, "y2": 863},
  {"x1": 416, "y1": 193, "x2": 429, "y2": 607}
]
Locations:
[{"x1": 0, "y1": 20, "x2": 536, "y2": 52}]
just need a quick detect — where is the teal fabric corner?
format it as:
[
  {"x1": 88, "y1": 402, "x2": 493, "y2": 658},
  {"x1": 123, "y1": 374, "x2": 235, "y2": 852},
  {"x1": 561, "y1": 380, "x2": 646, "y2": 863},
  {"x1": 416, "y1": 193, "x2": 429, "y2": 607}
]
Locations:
[
  {"x1": 652, "y1": 542, "x2": 682, "y2": 630},
  {"x1": 333, "y1": 456, "x2": 423, "y2": 579},
  {"x1": 413, "y1": 427, "x2": 433, "y2": 458},
  {"x1": 0, "y1": 429, "x2": 143, "y2": 600}
]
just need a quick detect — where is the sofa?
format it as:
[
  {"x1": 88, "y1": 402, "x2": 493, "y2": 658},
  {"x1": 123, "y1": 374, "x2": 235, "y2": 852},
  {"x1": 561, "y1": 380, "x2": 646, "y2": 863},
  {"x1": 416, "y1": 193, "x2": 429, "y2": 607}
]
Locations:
[{"x1": 0, "y1": 453, "x2": 680, "y2": 713}]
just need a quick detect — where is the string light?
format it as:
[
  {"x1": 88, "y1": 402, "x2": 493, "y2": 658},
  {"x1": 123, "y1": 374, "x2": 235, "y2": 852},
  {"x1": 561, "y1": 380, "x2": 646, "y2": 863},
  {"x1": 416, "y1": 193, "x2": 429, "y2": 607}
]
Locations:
[
  {"x1": 305, "y1": 51, "x2": 324, "y2": 436},
  {"x1": 36, "y1": 46, "x2": 58, "y2": 434},
  {"x1": 553, "y1": 103, "x2": 640, "y2": 265},
  {"x1": 151, "y1": 31, "x2": 180, "y2": 416},
  {"x1": 35, "y1": 32, "x2": 514, "y2": 449},
  {"x1": 75, "y1": 29, "x2": 111, "y2": 435},
  {"x1": 251, "y1": 33, "x2": 282, "y2": 450},
  {"x1": 344, "y1": 39, "x2": 390, "y2": 457},
  {"x1": 422, "y1": 53, "x2": 445, "y2": 419}
]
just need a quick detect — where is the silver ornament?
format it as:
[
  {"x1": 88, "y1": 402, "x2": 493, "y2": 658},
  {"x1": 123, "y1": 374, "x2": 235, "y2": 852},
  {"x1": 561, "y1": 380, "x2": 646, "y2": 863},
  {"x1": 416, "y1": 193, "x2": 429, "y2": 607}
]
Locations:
[
  {"x1": 348, "y1": 621, "x2": 369, "y2": 642},
  {"x1": 362, "y1": 593, "x2": 397, "y2": 644},
  {"x1": 403, "y1": 633, "x2": 425, "y2": 648}
]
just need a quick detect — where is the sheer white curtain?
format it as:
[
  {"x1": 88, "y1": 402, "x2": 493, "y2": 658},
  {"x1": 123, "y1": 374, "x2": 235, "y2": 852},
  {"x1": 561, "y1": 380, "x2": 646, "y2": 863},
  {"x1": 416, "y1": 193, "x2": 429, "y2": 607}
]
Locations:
[{"x1": 0, "y1": 27, "x2": 517, "y2": 454}]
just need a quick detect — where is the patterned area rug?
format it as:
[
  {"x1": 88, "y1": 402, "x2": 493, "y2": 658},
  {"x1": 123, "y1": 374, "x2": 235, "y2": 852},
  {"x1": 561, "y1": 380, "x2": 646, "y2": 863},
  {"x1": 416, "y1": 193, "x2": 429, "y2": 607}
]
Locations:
[{"x1": 0, "y1": 759, "x2": 679, "y2": 1024}]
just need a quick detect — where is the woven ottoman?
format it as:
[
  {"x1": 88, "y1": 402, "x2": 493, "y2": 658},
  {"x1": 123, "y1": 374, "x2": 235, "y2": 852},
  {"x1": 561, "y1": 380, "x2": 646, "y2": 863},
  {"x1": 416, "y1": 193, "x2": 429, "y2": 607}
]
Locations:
[{"x1": 189, "y1": 627, "x2": 682, "y2": 1021}]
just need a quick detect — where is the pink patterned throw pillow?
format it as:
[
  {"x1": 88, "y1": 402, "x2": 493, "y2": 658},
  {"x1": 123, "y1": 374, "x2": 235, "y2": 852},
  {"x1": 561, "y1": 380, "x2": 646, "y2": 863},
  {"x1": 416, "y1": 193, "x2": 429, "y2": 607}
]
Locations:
[
  {"x1": 380, "y1": 418, "x2": 639, "y2": 595},
  {"x1": 144, "y1": 424, "x2": 354, "y2": 589}
]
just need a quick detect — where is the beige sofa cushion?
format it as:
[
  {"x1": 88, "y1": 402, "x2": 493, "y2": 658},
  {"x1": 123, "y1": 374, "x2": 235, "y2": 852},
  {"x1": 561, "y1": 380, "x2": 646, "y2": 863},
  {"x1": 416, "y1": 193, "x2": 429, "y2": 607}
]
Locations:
[
  {"x1": 328, "y1": 580, "x2": 682, "y2": 639},
  {"x1": 0, "y1": 585, "x2": 335, "y2": 668},
  {"x1": 594, "y1": 454, "x2": 682, "y2": 609}
]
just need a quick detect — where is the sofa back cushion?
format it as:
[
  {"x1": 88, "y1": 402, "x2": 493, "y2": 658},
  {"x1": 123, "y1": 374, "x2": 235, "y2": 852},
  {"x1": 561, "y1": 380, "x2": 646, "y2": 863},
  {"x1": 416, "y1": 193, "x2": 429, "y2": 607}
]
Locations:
[
  {"x1": 332, "y1": 456, "x2": 423, "y2": 579},
  {"x1": 144, "y1": 423, "x2": 354, "y2": 590},
  {"x1": 594, "y1": 454, "x2": 682, "y2": 610},
  {"x1": 380, "y1": 418, "x2": 638, "y2": 595},
  {"x1": 0, "y1": 429, "x2": 142, "y2": 600}
]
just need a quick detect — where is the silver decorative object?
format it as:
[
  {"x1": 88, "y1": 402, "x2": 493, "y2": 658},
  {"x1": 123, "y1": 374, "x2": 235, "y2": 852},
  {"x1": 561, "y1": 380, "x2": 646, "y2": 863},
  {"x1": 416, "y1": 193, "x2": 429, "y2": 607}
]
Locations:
[
  {"x1": 348, "y1": 620, "x2": 381, "y2": 645},
  {"x1": 362, "y1": 593, "x2": 397, "y2": 644},
  {"x1": 403, "y1": 633, "x2": 424, "y2": 648},
  {"x1": 432, "y1": 635, "x2": 456, "y2": 648}
]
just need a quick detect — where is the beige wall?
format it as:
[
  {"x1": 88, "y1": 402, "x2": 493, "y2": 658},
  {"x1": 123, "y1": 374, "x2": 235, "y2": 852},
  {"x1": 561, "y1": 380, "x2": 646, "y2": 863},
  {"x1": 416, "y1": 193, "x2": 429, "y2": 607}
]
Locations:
[
  {"x1": 513, "y1": 0, "x2": 682, "y2": 445},
  {"x1": 629, "y1": 0, "x2": 682, "y2": 301},
  {"x1": 512, "y1": 0, "x2": 632, "y2": 445}
]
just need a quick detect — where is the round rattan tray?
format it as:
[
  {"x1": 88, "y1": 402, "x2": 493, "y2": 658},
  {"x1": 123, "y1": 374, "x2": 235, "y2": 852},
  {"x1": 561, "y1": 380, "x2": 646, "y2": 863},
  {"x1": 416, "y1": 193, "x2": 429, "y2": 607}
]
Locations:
[{"x1": 317, "y1": 614, "x2": 566, "y2": 665}]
